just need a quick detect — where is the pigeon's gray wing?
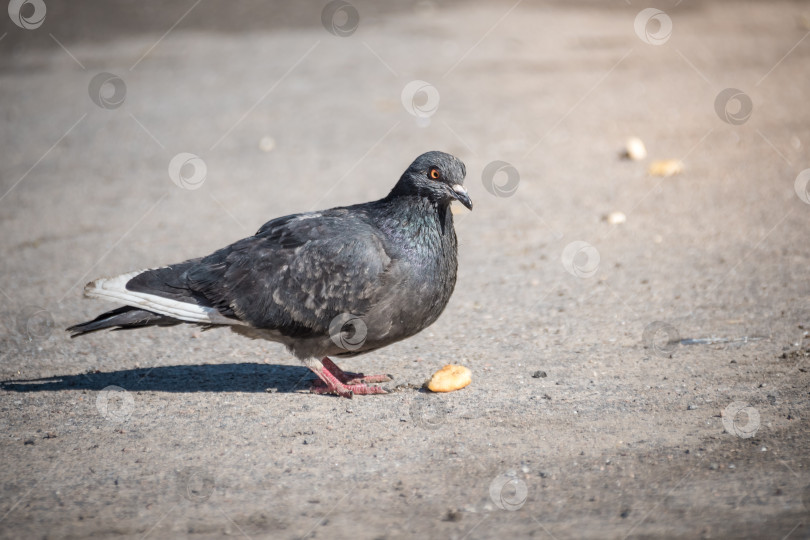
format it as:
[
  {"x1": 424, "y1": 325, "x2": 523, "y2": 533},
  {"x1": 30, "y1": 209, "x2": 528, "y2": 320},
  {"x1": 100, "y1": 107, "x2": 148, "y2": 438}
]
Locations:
[{"x1": 184, "y1": 210, "x2": 394, "y2": 338}]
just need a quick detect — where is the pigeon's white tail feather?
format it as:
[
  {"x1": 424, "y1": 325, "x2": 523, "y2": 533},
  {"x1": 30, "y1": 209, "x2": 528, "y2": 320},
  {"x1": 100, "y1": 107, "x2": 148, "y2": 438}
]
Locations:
[{"x1": 84, "y1": 270, "x2": 234, "y2": 325}]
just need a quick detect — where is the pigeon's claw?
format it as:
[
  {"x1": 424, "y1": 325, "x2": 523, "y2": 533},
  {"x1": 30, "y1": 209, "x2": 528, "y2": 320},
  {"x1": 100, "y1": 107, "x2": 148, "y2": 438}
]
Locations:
[
  {"x1": 321, "y1": 357, "x2": 392, "y2": 385},
  {"x1": 308, "y1": 357, "x2": 389, "y2": 398},
  {"x1": 309, "y1": 379, "x2": 387, "y2": 397},
  {"x1": 309, "y1": 380, "x2": 353, "y2": 398},
  {"x1": 345, "y1": 374, "x2": 392, "y2": 384}
]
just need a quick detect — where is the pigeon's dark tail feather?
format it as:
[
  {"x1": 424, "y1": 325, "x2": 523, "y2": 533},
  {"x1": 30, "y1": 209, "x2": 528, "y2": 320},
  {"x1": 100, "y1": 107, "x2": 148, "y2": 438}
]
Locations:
[{"x1": 66, "y1": 306, "x2": 182, "y2": 338}]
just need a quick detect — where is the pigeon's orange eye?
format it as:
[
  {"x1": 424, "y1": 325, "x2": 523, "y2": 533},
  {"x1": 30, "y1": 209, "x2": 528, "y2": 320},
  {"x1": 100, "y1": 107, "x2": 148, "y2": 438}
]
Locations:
[{"x1": 429, "y1": 167, "x2": 440, "y2": 180}]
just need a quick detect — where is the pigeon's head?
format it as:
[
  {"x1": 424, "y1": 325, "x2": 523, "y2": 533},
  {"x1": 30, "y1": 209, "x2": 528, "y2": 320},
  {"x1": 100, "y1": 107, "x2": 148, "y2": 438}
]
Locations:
[{"x1": 392, "y1": 151, "x2": 472, "y2": 210}]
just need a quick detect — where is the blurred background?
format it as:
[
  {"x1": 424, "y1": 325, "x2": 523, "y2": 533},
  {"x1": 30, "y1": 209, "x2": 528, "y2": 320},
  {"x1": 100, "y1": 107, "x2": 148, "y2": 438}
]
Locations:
[{"x1": 1, "y1": 1, "x2": 809, "y2": 538}]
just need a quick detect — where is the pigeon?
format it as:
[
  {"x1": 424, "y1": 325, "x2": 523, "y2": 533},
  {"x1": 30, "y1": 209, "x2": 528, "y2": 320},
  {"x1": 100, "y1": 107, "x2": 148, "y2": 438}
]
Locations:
[{"x1": 67, "y1": 151, "x2": 472, "y2": 397}]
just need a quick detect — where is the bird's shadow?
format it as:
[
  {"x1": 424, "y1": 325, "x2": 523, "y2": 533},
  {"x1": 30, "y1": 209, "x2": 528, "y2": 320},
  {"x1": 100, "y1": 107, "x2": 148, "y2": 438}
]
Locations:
[{"x1": 0, "y1": 363, "x2": 313, "y2": 394}]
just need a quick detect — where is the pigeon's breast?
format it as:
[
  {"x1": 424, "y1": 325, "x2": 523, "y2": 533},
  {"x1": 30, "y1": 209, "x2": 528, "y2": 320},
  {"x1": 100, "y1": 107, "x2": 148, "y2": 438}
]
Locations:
[{"x1": 363, "y1": 208, "x2": 458, "y2": 345}]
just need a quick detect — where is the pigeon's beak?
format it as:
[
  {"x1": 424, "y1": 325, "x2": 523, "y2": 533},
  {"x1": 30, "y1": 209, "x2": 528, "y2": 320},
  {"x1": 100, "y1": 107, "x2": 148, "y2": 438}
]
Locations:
[{"x1": 451, "y1": 184, "x2": 473, "y2": 210}]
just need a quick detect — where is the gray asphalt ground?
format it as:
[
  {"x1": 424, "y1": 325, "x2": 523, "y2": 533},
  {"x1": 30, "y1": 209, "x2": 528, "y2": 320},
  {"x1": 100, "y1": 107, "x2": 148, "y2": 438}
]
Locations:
[{"x1": 1, "y1": 1, "x2": 810, "y2": 538}]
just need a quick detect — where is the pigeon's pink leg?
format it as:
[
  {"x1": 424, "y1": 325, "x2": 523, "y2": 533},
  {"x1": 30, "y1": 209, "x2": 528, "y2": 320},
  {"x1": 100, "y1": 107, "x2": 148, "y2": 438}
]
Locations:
[
  {"x1": 308, "y1": 358, "x2": 388, "y2": 397},
  {"x1": 321, "y1": 357, "x2": 392, "y2": 384}
]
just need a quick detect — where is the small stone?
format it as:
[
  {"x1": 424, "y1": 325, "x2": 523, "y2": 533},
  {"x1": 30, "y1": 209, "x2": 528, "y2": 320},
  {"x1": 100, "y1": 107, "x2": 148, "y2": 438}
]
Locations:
[
  {"x1": 622, "y1": 137, "x2": 647, "y2": 161},
  {"x1": 259, "y1": 136, "x2": 276, "y2": 152},
  {"x1": 648, "y1": 159, "x2": 683, "y2": 177},
  {"x1": 532, "y1": 370, "x2": 547, "y2": 378},
  {"x1": 687, "y1": 404, "x2": 697, "y2": 410},
  {"x1": 605, "y1": 211, "x2": 627, "y2": 225}
]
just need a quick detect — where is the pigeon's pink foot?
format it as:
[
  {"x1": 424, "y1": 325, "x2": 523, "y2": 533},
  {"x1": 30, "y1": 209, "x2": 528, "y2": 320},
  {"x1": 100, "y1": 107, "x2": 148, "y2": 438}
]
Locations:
[
  {"x1": 308, "y1": 358, "x2": 389, "y2": 398},
  {"x1": 321, "y1": 357, "x2": 392, "y2": 385}
]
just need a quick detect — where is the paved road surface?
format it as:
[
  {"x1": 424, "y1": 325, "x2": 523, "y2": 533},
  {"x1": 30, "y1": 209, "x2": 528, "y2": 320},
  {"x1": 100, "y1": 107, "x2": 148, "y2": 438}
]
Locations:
[{"x1": 1, "y1": 1, "x2": 809, "y2": 538}]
